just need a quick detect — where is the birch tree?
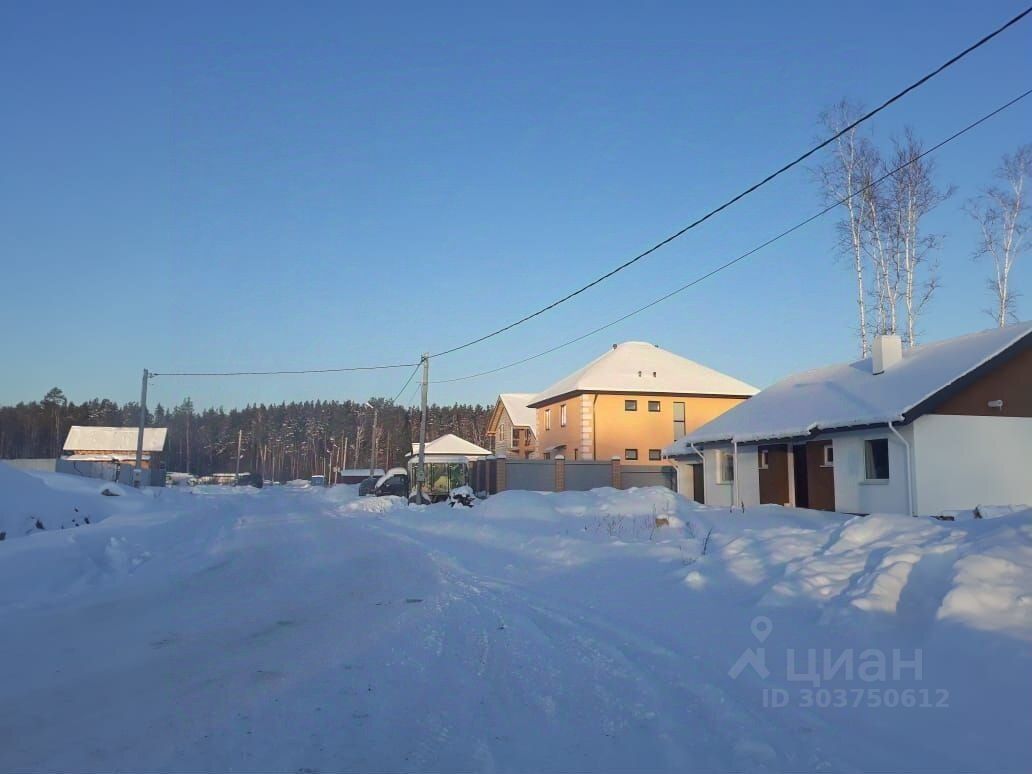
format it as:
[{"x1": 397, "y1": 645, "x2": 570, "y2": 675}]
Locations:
[
  {"x1": 815, "y1": 101, "x2": 877, "y2": 356},
  {"x1": 884, "y1": 128, "x2": 953, "y2": 347},
  {"x1": 966, "y1": 144, "x2": 1031, "y2": 326},
  {"x1": 859, "y1": 160, "x2": 899, "y2": 338}
]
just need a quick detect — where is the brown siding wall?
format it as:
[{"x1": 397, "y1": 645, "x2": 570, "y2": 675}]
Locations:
[
  {"x1": 806, "y1": 440, "x2": 835, "y2": 511},
  {"x1": 758, "y1": 444, "x2": 790, "y2": 505},
  {"x1": 931, "y1": 347, "x2": 1032, "y2": 417}
]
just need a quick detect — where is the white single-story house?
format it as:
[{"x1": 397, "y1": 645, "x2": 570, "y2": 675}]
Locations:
[{"x1": 665, "y1": 323, "x2": 1032, "y2": 516}]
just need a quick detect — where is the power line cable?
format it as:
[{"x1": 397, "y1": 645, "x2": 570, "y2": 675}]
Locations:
[
  {"x1": 151, "y1": 361, "x2": 419, "y2": 378},
  {"x1": 432, "y1": 87, "x2": 1032, "y2": 385},
  {"x1": 391, "y1": 363, "x2": 422, "y2": 404},
  {"x1": 429, "y1": 6, "x2": 1032, "y2": 360},
  {"x1": 146, "y1": 8, "x2": 1029, "y2": 380},
  {"x1": 406, "y1": 379, "x2": 422, "y2": 408}
]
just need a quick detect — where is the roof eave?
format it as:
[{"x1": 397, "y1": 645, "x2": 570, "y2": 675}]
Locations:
[{"x1": 528, "y1": 388, "x2": 756, "y2": 408}]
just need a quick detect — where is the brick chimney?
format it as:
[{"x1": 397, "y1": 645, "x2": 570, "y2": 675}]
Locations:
[{"x1": 872, "y1": 334, "x2": 903, "y2": 374}]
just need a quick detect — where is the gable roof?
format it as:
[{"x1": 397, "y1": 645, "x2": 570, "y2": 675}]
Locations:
[
  {"x1": 527, "y1": 341, "x2": 758, "y2": 408},
  {"x1": 64, "y1": 426, "x2": 168, "y2": 453},
  {"x1": 668, "y1": 321, "x2": 1032, "y2": 452},
  {"x1": 498, "y1": 393, "x2": 537, "y2": 433},
  {"x1": 409, "y1": 433, "x2": 492, "y2": 457}
]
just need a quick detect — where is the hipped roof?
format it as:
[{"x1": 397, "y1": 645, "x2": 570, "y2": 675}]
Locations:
[
  {"x1": 409, "y1": 433, "x2": 492, "y2": 457},
  {"x1": 528, "y1": 341, "x2": 758, "y2": 407}
]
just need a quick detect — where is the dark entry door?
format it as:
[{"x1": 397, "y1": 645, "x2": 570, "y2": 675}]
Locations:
[
  {"x1": 692, "y1": 464, "x2": 705, "y2": 504},
  {"x1": 792, "y1": 444, "x2": 809, "y2": 508}
]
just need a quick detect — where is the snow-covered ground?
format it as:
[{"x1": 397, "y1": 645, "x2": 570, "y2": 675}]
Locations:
[{"x1": 1, "y1": 466, "x2": 1030, "y2": 772}]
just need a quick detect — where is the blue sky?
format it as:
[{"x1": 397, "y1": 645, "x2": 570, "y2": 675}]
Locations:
[{"x1": 1, "y1": 1, "x2": 1029, "y2": 410}]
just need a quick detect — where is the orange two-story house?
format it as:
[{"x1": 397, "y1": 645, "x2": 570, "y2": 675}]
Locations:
[{"x1": 527, "y1": 341, "x2": 757, "y2": 464}]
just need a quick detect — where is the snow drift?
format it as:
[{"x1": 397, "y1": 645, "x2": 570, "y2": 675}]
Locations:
[{"x1": 0, "y1": 474, "x2": 1029, "y2": 772}]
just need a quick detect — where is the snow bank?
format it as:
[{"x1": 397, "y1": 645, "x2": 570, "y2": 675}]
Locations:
[
  {"x1": 1, "y1": 483, "x2": 1030, "y2": 772},
  {"x1": 0, "y1": 463, "x2": 137, "y2": 540},
  {"x1": 938, "y1": 512, "x2": 1032, "y2": 639}
]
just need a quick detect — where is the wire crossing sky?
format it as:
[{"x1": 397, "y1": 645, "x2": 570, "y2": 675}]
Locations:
[
  {"x1": 431, "y1": 88, "x2": 1032, "y2": 384},
  {"x1": 2, "y1": 3, "x2": 1030, "y2": 408},
  {"x1": 428, "y1": 5, "x2": 1032, "y2": 360},
  {"x1": 152, "y1": 7, "x2": 1030, "y2": 381}
]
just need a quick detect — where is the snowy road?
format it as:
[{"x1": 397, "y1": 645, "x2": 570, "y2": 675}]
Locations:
[{"x1": 1, "y1": 473, "x2": 1030, "y2": 772}]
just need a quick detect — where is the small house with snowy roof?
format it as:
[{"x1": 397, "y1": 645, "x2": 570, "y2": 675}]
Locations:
[
  {"x1": 59, "y1": 425, "x2": 168, "y2": 486},
  {"x1": 665, "y1": 323, "x2": 1032, "y2": 516}
]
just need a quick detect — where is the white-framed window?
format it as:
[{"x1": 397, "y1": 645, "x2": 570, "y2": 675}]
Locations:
[
  {"x1": 759, "y1": 449, "x2": 769, "y2": 469},
  {"x1": 625, "y1": 448, "x2": 638, "y2": 460},
  {"x1": 560, "y1": 403, "x2": 567, "y2": 427},
  {"x1": 864, "y1": 438, "x2": 890, "y2": 480},
  {"x1": 544, "y1": 408, "x2": 551, "y2": 431},
  {"x1": 717, "y1": 450, "x2": 735, "y2": 483},
  {"x1": 511, "y1": 427, "x2": 519, "y2": 448},
  {"x1": 822, "y1": 444, "x2": 834, "y2": 467}
]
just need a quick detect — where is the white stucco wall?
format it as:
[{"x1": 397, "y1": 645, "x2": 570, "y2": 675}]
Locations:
[
  {"x1": 830, "y1": 428, "x2": 913, "y2": 515},
  {"x1": 671, "y1": 459, "x2": 697, "y2": 502},
  {"x1": 911, "y1": 415, "x2": 1032, "y2": 515},
  {"x1": 702, "y1": 448, "x2": 731, "y2": 507},
  {"x1": 702, "y1": 446, "x2": 760, "y2": 509}
]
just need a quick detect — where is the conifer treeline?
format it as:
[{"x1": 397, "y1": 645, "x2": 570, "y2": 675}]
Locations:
[{"x1": 0, "y1": 388, "x2": 492, "y2": 480}]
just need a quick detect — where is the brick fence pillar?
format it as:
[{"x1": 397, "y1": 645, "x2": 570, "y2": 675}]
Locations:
[
  {"x1": 611, "y1": 455, "x2": 621, "y2": 489},
  {"x1": 555, "y1": 455, "x2": 565, "y2": 492},
  {"x1": 495, "y1": 457, "x2": 507, "y2": 493}
]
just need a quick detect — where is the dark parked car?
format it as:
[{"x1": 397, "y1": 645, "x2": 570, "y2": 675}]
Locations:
[
  {"x1": 373, "y1": 467, "x2": 409, "y2": 497},
  {"x1": 358, "y1": 475, "x2": 378, "y2": 496}
]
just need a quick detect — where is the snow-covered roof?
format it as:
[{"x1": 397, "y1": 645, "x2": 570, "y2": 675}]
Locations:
[
  {"x1": 65, "y1": 454, "x2": 150, "y2": 462},
  {"x1": 668, "y1": 322, "x2": 1032, "y2": 452},
  {"x1": 338, "y1": 468, "x2": 385, "y2": 476},
  {"x1": 499, "y1": 393, "x2": 537, "y2": 432},
  {"x1": 528, "y1": 342, "x2": 758, "y2": 407},
  {"x1": 63, "y1": 426, "x2": 168, "y2": 453},
  {"x1": 409, "y1": 433, "x2": 492, "y2": 457}
]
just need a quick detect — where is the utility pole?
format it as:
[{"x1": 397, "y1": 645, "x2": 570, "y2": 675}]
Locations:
[
  {"x1": 368, "y1": 404, "x2": 379, "y2": 477},
  {"x1": 234, "y1": 428, "x2": 243, "y2": 485},
  {"x1": 341, "y1": 436, "x2": 348, "y2": 474},
  {"x1": 416, "y1": 353, "x2": 429, "y2": 502},
  {"x1": 134, "y1": 368, "x2": 149, "y2": 487}
]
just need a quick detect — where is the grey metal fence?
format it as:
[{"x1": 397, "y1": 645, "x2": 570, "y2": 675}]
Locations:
[
  {"x1": 506, "y1": 460, "x2": 556, "y2": 492},
  {"x1": 1, "y1": 458, "x2": 56, "y2": 472},
  {"x1": 564, "y1": 461, "x2": 612, "y2": 491},
  {"x1": 472, "y1": 457, "x2": 677, "y2": 495},
  {"x1": 55, "y1": 458, "x2": 162, "y2": 486},
  {"x1": 620, "y1": 465, "x2": 677, "y2": 491}
]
